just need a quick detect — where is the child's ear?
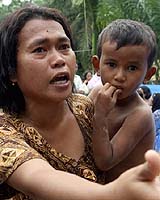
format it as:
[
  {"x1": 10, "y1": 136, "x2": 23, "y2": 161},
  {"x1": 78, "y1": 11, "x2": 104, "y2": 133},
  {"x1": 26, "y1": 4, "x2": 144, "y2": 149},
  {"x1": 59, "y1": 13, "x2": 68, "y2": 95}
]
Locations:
[
  {"x1": 143, "y1": 66, "x2": 157, "y2": 83},
  {"x1": 91, "y1": 55, "x2": 100, "y2": 72}
]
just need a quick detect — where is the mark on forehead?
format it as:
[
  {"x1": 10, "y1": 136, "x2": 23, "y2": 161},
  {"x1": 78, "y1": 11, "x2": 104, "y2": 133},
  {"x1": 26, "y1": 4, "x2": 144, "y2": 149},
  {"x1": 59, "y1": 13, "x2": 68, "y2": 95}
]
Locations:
[{"x1": 46, "y1": 29, "x2": 55, "y2": 33}]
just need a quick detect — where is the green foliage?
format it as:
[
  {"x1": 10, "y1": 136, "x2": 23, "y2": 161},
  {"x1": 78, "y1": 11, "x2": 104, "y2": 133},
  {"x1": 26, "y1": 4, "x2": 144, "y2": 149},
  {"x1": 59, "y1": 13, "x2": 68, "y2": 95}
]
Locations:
[
  {"x1": 97, "y1": 0, "x2": 123, "y2": 30},
  {"x1": 72, "y1": 0, "x2": 83, "y2": 6},
  {"x1": 96, "y1": 0, "x2": 160, "y2": 82},
  {"x1": 1, "y1": 0, "x2": 160, "y2": 79}
]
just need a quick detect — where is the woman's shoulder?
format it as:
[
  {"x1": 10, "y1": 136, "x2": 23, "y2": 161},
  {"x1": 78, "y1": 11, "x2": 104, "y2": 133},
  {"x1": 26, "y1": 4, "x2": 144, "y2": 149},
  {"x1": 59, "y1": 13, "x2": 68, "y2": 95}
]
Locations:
[
  {"x1": 70, "y1": 93, "x2": 93, "y2": 103},
  {"x1": 67, "y1": 93, "x2": 94, "y2": 112},
  {"x1": 67, "y1": 93, "x2": 94, "y2": 127},
  {"x1": 0, "y1": 113, "x2": 17, "y2": 135}
]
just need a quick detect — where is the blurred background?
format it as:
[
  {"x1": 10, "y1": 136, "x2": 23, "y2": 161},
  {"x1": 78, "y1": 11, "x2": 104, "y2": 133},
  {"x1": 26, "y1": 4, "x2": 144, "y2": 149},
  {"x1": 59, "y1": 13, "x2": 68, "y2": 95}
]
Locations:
[{"x1": 0, "y1": 0, "x2": 160, "y2": 92}]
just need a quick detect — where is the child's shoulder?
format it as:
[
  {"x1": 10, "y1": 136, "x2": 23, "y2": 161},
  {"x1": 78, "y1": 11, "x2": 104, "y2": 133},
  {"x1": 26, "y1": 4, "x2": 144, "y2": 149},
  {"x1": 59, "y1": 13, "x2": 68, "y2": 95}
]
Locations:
[
  {"x1": 125, "y1": 94, "x2": 153, "y2": 123},
  {"x1": 129, "y1": 96, "x2": 153, "y2": 129}
]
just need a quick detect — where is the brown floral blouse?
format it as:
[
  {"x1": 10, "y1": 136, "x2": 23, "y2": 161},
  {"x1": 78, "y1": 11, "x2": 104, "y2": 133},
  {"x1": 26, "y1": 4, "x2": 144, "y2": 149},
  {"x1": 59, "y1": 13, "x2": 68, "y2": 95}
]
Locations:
[{"x1": 0, "y1": 94, "x2": 104, "y2": 200}]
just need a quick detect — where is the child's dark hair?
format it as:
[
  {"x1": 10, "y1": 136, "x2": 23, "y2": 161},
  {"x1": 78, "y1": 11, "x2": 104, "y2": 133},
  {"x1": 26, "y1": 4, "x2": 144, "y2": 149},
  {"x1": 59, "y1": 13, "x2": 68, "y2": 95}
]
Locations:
[
  {"x1": 97, "y1": 19, "x2": 157, "y2": 68},
  {"x1": 0, "y1": 5, "x2": 73, "y2": 116}
]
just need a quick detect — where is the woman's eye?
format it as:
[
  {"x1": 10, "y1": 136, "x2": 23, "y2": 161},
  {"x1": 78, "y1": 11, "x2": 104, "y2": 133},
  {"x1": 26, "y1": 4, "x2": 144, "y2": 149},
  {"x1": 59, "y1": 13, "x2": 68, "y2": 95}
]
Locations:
[
  {"x1": 128, "y1": 65, "x2": 137, "y2": 71},
  {"x1": 32, "y1": 47, "x2": 46, "y2": 53},
  {"x1": 59, "y1": 43, "x2": 70, "y2": 50}
]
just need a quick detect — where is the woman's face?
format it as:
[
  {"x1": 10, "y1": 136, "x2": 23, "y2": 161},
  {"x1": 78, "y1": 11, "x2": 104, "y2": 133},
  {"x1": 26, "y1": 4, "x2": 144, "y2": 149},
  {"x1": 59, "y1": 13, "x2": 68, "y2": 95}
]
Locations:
[{"x1": 15, "y1": 19, "x2": 76, "y2": 105}]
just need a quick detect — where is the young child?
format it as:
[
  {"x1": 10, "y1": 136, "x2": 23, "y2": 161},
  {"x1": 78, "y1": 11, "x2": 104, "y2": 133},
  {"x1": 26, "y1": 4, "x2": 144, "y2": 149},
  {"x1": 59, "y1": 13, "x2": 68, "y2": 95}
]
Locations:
[{"x1": 89, "y1": 19, "x2": 157, "y2": 183}]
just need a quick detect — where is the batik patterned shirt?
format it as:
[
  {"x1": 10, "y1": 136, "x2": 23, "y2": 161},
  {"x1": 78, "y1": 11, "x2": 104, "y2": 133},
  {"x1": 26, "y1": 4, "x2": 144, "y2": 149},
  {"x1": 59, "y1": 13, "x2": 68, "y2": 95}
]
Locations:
[{"x1": 0, "y1": 94, "x2": 104, "y2": 200}]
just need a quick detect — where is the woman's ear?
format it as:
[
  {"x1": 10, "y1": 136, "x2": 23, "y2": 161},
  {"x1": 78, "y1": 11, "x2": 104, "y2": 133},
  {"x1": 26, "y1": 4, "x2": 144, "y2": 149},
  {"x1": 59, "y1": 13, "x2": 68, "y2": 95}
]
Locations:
[
  {"x1": 91, "y1": 55, "x2": 100, "y2": 72},
  {"x1": 143, "y1": 66, "x2": 157, "y2": 83},
  {"x1": 10, "y1": 73, "x2": 17, "y2": 84}
]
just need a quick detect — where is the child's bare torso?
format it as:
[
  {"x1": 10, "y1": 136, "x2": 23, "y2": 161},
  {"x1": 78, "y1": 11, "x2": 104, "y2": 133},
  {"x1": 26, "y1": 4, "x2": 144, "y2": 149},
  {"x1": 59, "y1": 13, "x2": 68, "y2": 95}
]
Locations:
[{"x1": 104, "y1": 95, "x2": 154, "y2": 182}]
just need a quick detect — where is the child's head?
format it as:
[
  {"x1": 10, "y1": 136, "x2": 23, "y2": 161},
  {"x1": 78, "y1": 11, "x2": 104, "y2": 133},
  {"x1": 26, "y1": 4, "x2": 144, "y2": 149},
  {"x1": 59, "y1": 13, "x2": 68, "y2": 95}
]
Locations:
[
  {"x1": 92, "y1": 19, "x2": 157, "y2": 100},
  {"x1": 97, "y1": 19, "x2": 157, "y2": 69}
]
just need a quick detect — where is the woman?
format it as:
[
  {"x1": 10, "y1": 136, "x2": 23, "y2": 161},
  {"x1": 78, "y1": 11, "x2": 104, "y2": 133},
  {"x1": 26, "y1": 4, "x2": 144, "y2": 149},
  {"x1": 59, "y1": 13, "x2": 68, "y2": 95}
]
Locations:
[{"x1": 0, "y1": 5, "x2": 160, "y2": 200}]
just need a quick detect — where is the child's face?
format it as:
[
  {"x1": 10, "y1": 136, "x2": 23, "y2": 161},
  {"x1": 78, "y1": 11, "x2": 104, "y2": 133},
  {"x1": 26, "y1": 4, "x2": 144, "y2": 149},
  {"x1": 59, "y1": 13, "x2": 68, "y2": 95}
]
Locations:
[{"x1": 98, "y1": 41, "x2": 152, "y2": 100}]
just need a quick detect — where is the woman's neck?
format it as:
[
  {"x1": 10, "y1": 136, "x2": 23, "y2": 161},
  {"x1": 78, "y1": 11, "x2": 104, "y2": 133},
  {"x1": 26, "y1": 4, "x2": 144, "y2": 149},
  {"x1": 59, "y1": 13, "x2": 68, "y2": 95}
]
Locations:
[{"x1": 21, "y1": 100, "x2": 69, "y2": 130}]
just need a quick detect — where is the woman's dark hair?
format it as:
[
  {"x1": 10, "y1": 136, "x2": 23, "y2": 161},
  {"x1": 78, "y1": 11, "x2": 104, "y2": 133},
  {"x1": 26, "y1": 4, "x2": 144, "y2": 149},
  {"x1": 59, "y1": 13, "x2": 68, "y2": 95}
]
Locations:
[
  {"x1": 0, "y1": 5, "x2": 73, "y2": 116},
  {"x1": 152, "y1": 93, "x2": 160, "y2": 113}
]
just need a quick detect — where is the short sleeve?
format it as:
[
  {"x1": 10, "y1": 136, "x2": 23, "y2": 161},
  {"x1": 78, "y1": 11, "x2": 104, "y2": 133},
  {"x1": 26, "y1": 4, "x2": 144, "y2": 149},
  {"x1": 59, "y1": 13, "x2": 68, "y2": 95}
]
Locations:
[
  {"x1": 0, "y1": 122, "x2": 45, "y2": 198},
  {"x1": 68, "y1": 94, "x2": 94, "y2": 137}
]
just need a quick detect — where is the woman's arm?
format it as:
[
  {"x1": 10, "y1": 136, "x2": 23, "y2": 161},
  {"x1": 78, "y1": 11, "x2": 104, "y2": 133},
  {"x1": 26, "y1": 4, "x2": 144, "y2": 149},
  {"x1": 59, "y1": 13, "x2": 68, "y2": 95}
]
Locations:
[
  {"x1": 7, "y1": 158, "x2": 107, "y2": 200},
  {"x1": 7, "y1": 150, "x2": 160, "y2": 200}
]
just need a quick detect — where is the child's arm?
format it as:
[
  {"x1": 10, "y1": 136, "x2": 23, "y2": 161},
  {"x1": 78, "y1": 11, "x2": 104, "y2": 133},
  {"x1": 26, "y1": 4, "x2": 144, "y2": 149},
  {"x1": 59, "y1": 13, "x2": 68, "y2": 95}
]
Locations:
[{"x1": 92, "y1": 83, "x2": 154, "y2": 171}]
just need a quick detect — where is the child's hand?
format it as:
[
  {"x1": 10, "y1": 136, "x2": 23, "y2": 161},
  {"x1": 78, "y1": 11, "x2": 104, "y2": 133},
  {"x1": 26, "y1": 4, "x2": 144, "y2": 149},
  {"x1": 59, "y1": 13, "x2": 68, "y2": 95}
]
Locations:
[{"x1": 94, "y1": 82, "x2": 122, "y2": 117}]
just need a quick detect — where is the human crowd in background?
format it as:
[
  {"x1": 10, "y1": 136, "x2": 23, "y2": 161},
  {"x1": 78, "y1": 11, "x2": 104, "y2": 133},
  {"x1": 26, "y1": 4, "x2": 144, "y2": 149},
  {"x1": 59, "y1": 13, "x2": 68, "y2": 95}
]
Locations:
[
  {"x1": 137, "y1": 85, "x2": 160, "y2": 152},
  {"x1": 73, "y1": 64, "x2": 102, "y2": 95}
]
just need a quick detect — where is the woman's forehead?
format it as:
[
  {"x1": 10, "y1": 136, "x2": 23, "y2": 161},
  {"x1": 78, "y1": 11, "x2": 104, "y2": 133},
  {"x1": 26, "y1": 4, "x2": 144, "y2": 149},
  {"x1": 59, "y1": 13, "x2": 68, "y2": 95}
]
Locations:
[
  {"x1": 21, "y1": 19, "x2": 64, "y2": 35},
  {"x1": 18, "y1": 19, "x2": 67, "y2": 45}
]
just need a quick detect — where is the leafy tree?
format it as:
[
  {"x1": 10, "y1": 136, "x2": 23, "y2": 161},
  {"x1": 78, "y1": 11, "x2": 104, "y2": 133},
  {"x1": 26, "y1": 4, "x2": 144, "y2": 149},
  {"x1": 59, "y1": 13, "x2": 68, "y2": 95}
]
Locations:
[
  {"x1": 1, "y1": 0, "x2": 160, "y2": 79},
  {"x1": 96, "y1": 0, "x2": 160, "y2": 83}
]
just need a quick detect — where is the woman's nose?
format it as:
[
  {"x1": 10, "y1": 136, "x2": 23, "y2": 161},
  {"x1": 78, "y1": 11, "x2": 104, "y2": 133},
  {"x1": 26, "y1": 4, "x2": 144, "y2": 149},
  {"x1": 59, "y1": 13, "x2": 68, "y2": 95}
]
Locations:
[{"x1": 49, "y1": 50, "x2": 65, "y2": 68}]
